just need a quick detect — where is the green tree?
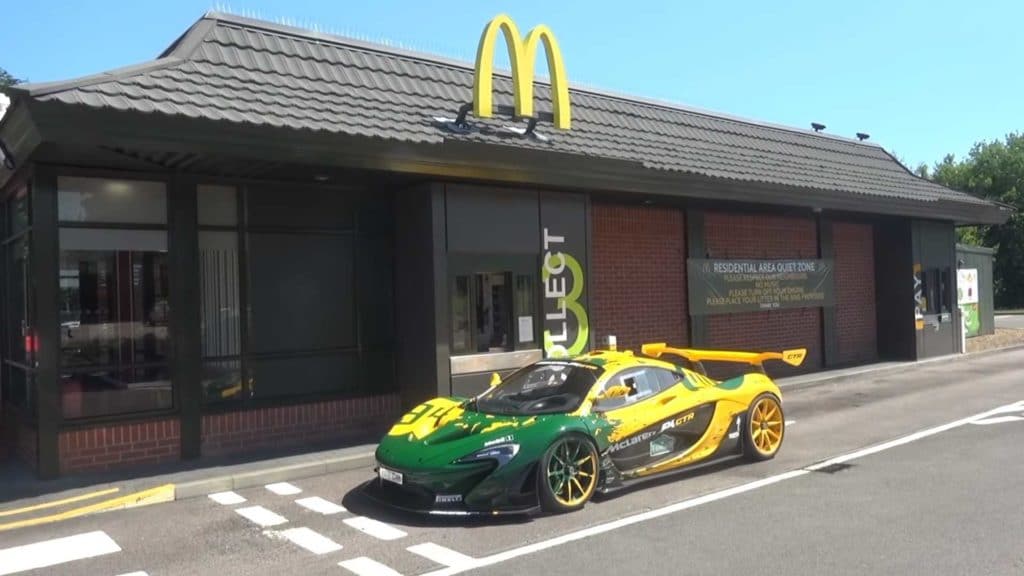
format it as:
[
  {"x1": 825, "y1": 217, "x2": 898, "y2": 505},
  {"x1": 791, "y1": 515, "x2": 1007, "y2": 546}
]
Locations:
[
  {"x1": 928, "y1": 133, "x2": 1024, "y2": 308},
  {"x1": 0, "y1": 67, "x2": 20, "y2": 91}
]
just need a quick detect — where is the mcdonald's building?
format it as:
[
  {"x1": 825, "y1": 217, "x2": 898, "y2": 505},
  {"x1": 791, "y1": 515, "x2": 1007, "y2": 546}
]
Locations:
[{"x1": 0, "y1": 12, "x2": 1010, "y2": 478}]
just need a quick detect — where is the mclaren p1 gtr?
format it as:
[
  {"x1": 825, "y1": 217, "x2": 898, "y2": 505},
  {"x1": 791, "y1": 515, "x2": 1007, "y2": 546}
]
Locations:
[{"x1": 365, "y1": 343, "x2": 805, "y2": 515}]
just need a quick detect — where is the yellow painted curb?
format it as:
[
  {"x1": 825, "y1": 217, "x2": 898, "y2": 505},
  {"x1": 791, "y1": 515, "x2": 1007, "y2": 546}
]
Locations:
[
  {"x1": 0, "y1": 487, "x2": 121, "y2": 518},
  {"x1": 0, "y1": 484, "x2": 175, "y2": 532}
]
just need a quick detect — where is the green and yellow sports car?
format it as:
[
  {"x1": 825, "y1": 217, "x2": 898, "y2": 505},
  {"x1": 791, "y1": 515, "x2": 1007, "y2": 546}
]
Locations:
[{"x1": 366, "y1": 343, "x2": 805, "y2": 515}]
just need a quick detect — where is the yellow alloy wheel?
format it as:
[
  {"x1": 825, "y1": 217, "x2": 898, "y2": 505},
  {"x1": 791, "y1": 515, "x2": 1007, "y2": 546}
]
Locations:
[
  {"x1": 544, "y1": 436, "x2": 598, "y2": 510},
  {"x1": 749, "y1": 396, "x2": 784, "y2": 456}
]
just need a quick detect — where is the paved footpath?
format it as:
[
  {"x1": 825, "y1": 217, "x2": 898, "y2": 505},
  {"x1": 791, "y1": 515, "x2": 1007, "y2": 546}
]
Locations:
[{"x1": 1, "y1": 349, "x2": 1022, "y2": 575}]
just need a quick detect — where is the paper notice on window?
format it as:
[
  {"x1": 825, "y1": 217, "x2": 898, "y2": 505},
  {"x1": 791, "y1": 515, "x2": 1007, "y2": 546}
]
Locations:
[{"x1": 518, "y1": 316, "x2": 534, "y2": 343}]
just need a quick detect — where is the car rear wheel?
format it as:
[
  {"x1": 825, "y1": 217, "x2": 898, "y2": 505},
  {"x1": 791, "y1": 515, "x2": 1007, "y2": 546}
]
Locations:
[
  {"x1": 538, "y1": 434, "x2": 599, "y2": 513},
  {"x1": 743, "y1": 393, "x2": 785, "y2": 462}
]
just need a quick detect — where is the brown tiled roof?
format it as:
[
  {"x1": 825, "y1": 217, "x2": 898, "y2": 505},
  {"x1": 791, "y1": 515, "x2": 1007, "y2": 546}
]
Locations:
[{"x1": 11, "y1": 12, "x2": 1000, "y2": 211}]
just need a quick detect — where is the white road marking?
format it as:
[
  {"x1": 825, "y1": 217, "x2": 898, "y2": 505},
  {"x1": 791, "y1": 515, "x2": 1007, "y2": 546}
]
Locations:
[
  {"x1": 115, "y1": 572, "x2": 149, "y2": 576},
  {"x1": 343, "y1": 516, "x2": 407, "y2": 540},
  {"x1": 265, "y1": 482, "x2": 302, "y2": 496},
  {"x1": 0, "y1": 530, "x2": 121, "y2": 576},
  {"x1": 786, "y1": 419, "x2": 796, "y2": 426},
  {"x1": 208, "y1": 491, "x2": 246, "y2": 505},
  {"x1": 970, "y1": 415, "x2": 1024, "y2": 425},
  {"x1": 408, "y1": 542, "x2": 475, "y2": 567},
  {"x1": 339, "y1": 556, "x2": 405, "y2": 576},
  {"x1": 273, "y1": 527, "x2": 342, "y2": 555},
  {"x1": 235, "y1": 505, "x2": 288, "y2": 527},
  {"x1": 295, "y1": 496, "x2": 346, "y2": 515},
  {"x1": 419, "y1": 399, "x2": 1024, "y2": 576}
]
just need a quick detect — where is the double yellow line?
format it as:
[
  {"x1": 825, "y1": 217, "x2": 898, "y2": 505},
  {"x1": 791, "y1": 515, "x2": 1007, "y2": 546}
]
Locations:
[{"x1": 0, "y1": 484, "x2": 175, "y2": 531}]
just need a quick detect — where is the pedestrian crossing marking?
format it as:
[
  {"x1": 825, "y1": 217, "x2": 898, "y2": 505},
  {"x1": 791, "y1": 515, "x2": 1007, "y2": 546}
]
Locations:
[
  {"x1": 235, "y1": 505, "x2": 288, "y2": 527},
  {"x1": 208, "y1": 491, "x2": 246, "y2": 505},
  {"x1": 339, "y1": 556, "x2": 405, "y2": 576},
  {"x1": 343, "y1": 516, "x2": 407, "y2": 540},
  {"x1": 408, "y1": 542, "x2": 475, "y2": 568},
  {"x1": 265, "y1": 482, "x2": 303, "y2": 496},
  {"x1": 0, "y1": 530, "x2": 121, "y2": 576},
  {"x1": 295, "y1": 496, "x2": 346, "y2": 515},
  {"x1": 274, "y1": 527, "x2": 342, "y2": 555}
]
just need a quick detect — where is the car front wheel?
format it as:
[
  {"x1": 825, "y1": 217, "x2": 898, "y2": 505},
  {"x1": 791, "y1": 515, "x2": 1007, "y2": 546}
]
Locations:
[{"x1": 538, "y1": 434, "x2": 599, "y2": 513}]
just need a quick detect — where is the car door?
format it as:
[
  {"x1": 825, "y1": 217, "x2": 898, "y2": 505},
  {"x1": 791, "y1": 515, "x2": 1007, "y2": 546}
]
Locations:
[{"x1": 594, "y1": 366, "x2": 715, "y2": 473}]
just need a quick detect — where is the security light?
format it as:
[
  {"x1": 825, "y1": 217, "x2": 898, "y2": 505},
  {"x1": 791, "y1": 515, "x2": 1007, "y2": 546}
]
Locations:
[
  {"x1": 856, "y1": 132, "x2": 870, "y2": 141},
  {"x1": 811, "y1": 123, "x2": 826, "y2": 133}
]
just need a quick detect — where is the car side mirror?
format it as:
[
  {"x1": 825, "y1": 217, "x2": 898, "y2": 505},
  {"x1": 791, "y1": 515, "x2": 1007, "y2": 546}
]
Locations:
[{"x1": 490, "y1": 372, "x2": 502, "y2": 388}]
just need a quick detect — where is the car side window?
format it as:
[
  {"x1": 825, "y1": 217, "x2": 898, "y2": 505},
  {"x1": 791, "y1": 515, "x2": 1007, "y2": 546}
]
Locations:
[
  {"x1": 654, "y1": 368, "x2": 687, "y2": 391},
  {"x1": 594, "y1": 367, "x2": 667, "y2": 411}
]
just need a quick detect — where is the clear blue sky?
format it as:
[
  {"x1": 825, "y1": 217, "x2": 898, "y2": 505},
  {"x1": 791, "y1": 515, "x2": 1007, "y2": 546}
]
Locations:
[{"x1": 2, "y1": 0, "x2": 1021, "y2": 168}]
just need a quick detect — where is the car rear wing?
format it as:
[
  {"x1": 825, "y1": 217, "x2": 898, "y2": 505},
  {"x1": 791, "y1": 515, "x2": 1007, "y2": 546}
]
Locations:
[{"x1": 640, "y1": 343, "x2": 806, "y2": 376}]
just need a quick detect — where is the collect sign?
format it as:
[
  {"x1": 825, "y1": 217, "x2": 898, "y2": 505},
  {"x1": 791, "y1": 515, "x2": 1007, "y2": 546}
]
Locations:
[
  {"x1": 540, "y1": 193, "x2": 589, "y2": 358},
  {"x1": 687, "y1": 259, "x2": 835, "y2": 315}
]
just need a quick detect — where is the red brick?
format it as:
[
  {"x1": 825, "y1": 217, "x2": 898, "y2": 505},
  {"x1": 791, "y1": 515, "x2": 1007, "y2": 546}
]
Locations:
[
  {"x1": 592, "y1": 204, "x2": 687, "y2": 352},
  {"x1": 704, "y1": 212, "x2": 821, "y2": 378},
  {"x1": 834, "y1": 222, "x2": 878, "y2": 364}
]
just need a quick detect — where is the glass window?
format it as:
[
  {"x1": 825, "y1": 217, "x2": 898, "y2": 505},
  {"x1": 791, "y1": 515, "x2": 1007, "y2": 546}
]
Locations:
[
  {"x1": 202, "y1": 359, "x2": 246, "y2": 404},
  {"x1": 594, "y1": 367, "x2": 664, "y2": 411},
  {"x1": 452, "y1": 275, "x2": 471, "y2": 355},
  {"x1": 61, "y1": 367, "x2": 171, "y2": 419},
  {"x1": 59, "y1": 245, "x2": 170, "y2": 369},
  {"x1": 474, "y1": 360, "x2": 602, "y2": 415},
  {"x1": 247, "y1": 233, "x2": 355, "y2": 353},
  {"x1": 58, "y1": 176, "x2": 166, "y2": 224},
  {"x1": 450, "y1": 272, "x2": 515, "y2": 354},
  {"x1": 199, "y1": 231, "x2": 241, "y2": 358},
  {"x1": 58, "y1": 220, "x2": 169, "y2": 416},
  {"x1": 249, "y1": 352, "x2": 358, "y2": 400},
  {"x1": 198, "y1": 185, "x2": 237, "y2": 226}
]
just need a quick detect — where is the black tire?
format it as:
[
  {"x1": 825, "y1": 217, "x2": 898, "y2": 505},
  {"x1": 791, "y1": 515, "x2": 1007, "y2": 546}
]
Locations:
[
  {"x1": 537, "y1": 434, "x2": 600, "y2": 513},
  {"x1": 742, "y1": 393, "x2": 785, "y2": 462}
]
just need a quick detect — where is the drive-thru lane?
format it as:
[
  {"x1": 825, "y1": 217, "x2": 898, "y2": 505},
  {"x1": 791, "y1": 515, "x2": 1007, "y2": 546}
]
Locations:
[{"x1": 1, "y1": 349, "x2": 1021, "y2": 575}]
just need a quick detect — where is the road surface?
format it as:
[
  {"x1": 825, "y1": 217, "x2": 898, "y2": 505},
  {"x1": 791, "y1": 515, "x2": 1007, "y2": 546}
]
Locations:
[{"x1": 2, "y1": 349, "x2": 1023, "y2": 575}]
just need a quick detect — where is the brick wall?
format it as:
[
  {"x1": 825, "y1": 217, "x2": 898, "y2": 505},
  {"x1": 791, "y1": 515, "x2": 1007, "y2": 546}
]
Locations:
[
  {"x1": 834, "y1": 221, "x2": 878, "y2": 365},
  {"x1": 202, "y1": 393, "x2": 403, "y2": 457},
  {"x1": 591, "y1": 204, "x2": 687, "y2": 352},
  {"x1": 703, "y1": 212, "x2": 821, "y2": 377},
  {"x1": 59, "y1": 419, "x2": 180, "y2": 475}
]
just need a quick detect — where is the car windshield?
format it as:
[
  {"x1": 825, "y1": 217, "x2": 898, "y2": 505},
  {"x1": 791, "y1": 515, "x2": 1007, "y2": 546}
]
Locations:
[{"x1": 474, "y1": 361, "x2": 603, "y2": 416}]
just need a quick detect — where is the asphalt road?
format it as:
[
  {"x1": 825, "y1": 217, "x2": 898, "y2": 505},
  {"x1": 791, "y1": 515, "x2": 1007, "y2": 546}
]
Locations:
[
  {"x1": 3, "y1": 349, "x2": 1023, "y2": 576},
  {"x1": 995, "y1": 314, "x2": 1024, "y2": 330}
]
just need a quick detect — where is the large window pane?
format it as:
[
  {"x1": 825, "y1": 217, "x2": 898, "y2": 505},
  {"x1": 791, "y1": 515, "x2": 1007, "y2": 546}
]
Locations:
[
  {"x1": 250, "y1": 352, "x2": 357, "y2": 399},
  {"x1": 202, "y1": 360, "x2": 246, "y2": 404},
  {"x1": 59, "y1": 235, "x2": 170, "y2": 369},
  {"x1": 58, "y1": 177, "x2": 167, "y2": 224},
  {"x1": 60, "y1": 367, "x2": 172, "y2": 419},
  {"x1": 248, "y1": 233, "x2": 355, "y2": 353},
  {"x1": 247, "y1": 187, "x2": 353, "y2": 230},
  {"x1": 199, "y1": 231, "x2": 241, "y2": 358},
  {"x1": 198, "y1": 185, "x2": 237, "y2": 226}
]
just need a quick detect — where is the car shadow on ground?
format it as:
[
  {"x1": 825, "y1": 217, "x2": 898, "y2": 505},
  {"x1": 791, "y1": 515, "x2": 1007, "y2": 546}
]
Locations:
[{"x1": 340, "y1": 456, "x2": 753, "y2": 529}]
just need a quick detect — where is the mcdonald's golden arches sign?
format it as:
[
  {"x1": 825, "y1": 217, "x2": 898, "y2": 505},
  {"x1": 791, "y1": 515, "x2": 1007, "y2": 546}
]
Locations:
[{"x1": 473, "y1": 14, "x2": 572, "y2": 130}]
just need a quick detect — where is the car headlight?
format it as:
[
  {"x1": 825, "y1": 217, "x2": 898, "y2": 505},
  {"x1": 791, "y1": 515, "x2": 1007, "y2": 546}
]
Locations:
[{"x1": 455, "y1": 443, "x2": 521, "y2": 467}]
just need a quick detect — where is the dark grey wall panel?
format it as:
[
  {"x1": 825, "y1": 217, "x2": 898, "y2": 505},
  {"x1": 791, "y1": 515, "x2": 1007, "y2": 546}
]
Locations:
[
  {"x1": 913, "y1": 220, "x2": 957, "y2": 358},
  {"x1": 395, "y1": 184, "x2": 449, "y2": 408},
  {"x1": 874, "y1": 218, "x2": 916, "y2": 360},
  {"x1": 446, "y1": 185, "x2": 539, "y2": 254}
]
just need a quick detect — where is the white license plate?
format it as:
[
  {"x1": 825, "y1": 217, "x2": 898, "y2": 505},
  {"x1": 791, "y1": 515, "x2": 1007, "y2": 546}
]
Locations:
[{"x1": 379, "y1": 466, "x2": 403, "y2": 485}]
